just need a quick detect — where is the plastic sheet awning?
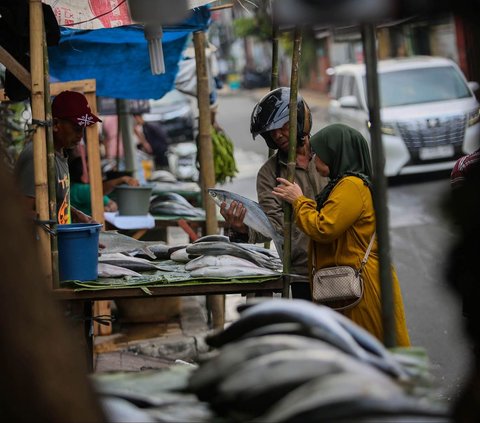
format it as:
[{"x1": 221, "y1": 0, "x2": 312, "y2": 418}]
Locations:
[{"x1": 48, "y1": 7, "x2": 211, "y2": 99}]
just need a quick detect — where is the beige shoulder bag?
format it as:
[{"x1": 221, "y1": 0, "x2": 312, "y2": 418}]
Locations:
[{"x1": 312, "y1": 233, "x2": 376, "y2": 311}]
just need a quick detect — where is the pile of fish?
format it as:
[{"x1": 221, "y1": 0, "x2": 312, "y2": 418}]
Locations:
[
  {"x1": 185, "y1": 299, "x2": 449, "y2": 422},
  {"x1": 149, "y1": 192, "x2": 205, "y2": 218},
  {"x1": 92, "y1": 299, "x2": 448, "y2": 422},
  {"x1": 97, "y1": 232, "x2": 282, "y2": 279}
]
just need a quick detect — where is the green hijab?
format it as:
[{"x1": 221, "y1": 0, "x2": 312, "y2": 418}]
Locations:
[{"x1": 310, "y1": 124, "x2": 373, "y2": 209}]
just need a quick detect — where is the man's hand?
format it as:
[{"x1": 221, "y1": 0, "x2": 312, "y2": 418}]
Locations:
[
  {"x1": 219, "y1": 200, "x2": 248, "y2": 234},
  {"x1": 104, "y1": 199, "x2": 118, "y2": 212},
  {"x1": 71, "y1": 207, "x2": 98, "y2": 224}
]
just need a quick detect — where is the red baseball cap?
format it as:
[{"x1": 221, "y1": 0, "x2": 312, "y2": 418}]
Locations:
[{"x1": 52, "y1": 90, "x2": 101, "y2": 127}]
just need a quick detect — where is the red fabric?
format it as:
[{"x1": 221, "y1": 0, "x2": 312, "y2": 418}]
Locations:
[{"x1": 451, "y1": 148, "x2": 480, "y2": 189}]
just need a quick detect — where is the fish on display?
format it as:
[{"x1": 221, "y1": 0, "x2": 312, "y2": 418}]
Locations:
[
  {"x1": 150, "y1": 200, "x2": 205, "y2": 218},
  {"x1": 170, "y1": 248, "x2": 191, "y2": 263},
  {"x1": 185, "y1": 255, "x2": 261, "y2": 271},
  {"x1": 208, "y1": 188, "x2": 284, "y2": 260},
  {"x1": 190, "y1": 265, "x2": 280, "y2": 278},
  {"x1": 192, "y1": 234, "x2": 230, "y2": 244},
  {"x1": 258, "y1": 371, "x2": 448, "y2": 422},
  {"x1": 99, "y1": 231, "x2": 155, "y2": 259},
  {"x1": 211, "y1": 348, "x2": 397, "y2": 417},
  {"x1": 98, "y1": 263, "x2": 142, "y2": 278},
  {"x1": 205, "y1": 299, "x2": 407, "y2": 379},
  {"x1": 236, "y1": 243, "x2": 279, "y2": 258},
  {"x1": 188, "y1": 334, "x2": 342, "y2": 401},
  {"x1": 134, "y1": 242, "x2": 170, "y2": 260},
  {"x1": 186, "y1": 241, "x2": 282, "y2": 271},
  {"x1": 98, "y1": 253, "x2": 160, "y2": 271},
  {"x1": 150, "y1": 192, "x2": 192, "y2": 208}
]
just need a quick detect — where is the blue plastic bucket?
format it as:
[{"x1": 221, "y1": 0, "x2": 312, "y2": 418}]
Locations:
[{"x1": 57, "y1": 223, "x2": 102, "y2": 281}]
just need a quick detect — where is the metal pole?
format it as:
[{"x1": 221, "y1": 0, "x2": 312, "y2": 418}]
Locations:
[
  {"x1": 283, "y1": 26, "x2": 302, "y2": 298},
  {"x1": 362, "y1": 23, "x2": 395, "y2": 348},
  {"x1": 116, "y1": 99, "x2": 137, "y2": 176}
]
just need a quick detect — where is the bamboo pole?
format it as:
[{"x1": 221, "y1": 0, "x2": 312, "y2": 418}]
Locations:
[
  {"x1": 85, "y1": 87, "x2": 110, "y2": 337},
  {"x1": 362, "y1": 24, "x2": 395, "y2": 348},
  {"x1": 270, "y1": 5, "x2": 279, "y2": 91},
  {"x1": 30, "y1": 0, "x2": 52, "y2": 284},
  {"x1": 42, "y1": 21, "x2": 59, "y2": 289},
  {"x1": 193, "y1": 30, "x2": 224, "y2": 328},
  {"x1": 85, "y1": 88, "x2": 104, "y2": 225},
  {"x1": 264, "y1": 2, "x2": 280, "y2": 253},
  {"x1": 283, "y1": 26, "x2": 302, "y2": 298}
]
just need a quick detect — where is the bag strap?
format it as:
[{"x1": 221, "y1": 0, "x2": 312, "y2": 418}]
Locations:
[
  {"x1": 331, "y1": 281, "x2": 364, "y2": 311},
  {"x1": 358, "y1": 232, "x2": 376, "y2": 275}
]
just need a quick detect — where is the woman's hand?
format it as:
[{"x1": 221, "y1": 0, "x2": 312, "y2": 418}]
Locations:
[{"x1": 272, "y1": 177, "x2": 304, "y2": 204}]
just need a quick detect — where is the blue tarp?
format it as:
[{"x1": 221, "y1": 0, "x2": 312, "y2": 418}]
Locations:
[{"x1": 48, "y1": 7, "x2": 211, "y2": 100}]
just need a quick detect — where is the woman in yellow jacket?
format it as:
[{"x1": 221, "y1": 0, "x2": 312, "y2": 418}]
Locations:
[{"x1": 273, "y1": 123, "x2": 410, "y2": 346}]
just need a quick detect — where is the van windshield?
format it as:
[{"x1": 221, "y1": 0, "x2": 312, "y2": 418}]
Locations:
[{"x1": 374, "y1": 66, "x2": 472, "y2": 107}]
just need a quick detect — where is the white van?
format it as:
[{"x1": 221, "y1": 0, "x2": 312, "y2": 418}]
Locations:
[{"x1": 328, "y1": 56, "x2": 480, "y2": 176}]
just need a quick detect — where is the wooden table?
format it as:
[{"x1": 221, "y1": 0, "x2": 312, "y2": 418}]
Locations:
[{"x1": 54, "y1": 276, "x2": 288, "y2": 371}]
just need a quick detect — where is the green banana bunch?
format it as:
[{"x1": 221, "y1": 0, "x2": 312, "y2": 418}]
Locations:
[{"x1": 211, "y1": 126, "x2": 239, "y2": 184}]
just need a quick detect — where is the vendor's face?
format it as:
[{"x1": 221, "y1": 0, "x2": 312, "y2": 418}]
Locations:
[
  {"x1": 53, "y1": 118, "x2": 85, "y2": 150},
  {"x1": 269, "y1": 122, "x2": 290, "y2": 152},
  {"x1": 314, "y1": 153, "x2": 330, "y2": 177}
]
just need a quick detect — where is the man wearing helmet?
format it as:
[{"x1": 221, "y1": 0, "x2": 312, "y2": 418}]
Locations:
[{"x1": 220, "y1": 87, "x2": 328, "y2": 299}]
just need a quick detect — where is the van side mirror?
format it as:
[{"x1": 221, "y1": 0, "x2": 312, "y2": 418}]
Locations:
[
  {"x1": 339, "y1": 95, "x2": 359, "y2": 109},
  {"x1": 468, "y1": 81, "x2": 480, "y2": 92}
]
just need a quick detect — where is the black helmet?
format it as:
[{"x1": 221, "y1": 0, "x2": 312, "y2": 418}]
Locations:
[{"x1": 250, "y1": 87, "x2": 312, "y2": 150}]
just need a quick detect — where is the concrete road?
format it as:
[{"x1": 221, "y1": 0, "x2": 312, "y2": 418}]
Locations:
[{"x1": 216, "y1": 88, "x2": 472, "y2": 403}]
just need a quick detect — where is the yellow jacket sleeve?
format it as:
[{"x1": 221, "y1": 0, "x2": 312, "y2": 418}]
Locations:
[{"x1": 292, "y1": 177, "x2": 366, "y2": 243}]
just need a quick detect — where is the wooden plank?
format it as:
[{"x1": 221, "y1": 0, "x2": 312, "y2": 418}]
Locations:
[
  {"x1": 0, "y1": 45, "x2": 31, "y2": 91},
  {"x1": 0, "y1": 79, "x2": 97, "y2": 102},
  {"x1": 52, "y1": 278, "x2": 286, "y2": 301}
]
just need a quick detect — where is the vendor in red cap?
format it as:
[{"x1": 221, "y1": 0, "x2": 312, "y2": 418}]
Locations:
[{"x1": 15, "y1": 90, "x2": 101, "y2": 224}]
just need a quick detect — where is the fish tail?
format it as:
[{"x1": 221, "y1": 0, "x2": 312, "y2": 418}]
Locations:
[{"x1": 142, "y1": 246, "x2": 156, "y2": 260}]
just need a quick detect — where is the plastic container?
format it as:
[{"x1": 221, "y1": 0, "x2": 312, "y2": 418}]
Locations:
[
  {"x1": 114, "y1": 185, "x2": 153, "y2": 216},
  {"x1": 57, "y1": 223, "x2": 102, "y2": 281}
]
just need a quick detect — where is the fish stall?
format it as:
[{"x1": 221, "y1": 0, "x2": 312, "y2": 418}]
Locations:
[{"x1": 0, "y1": 0, "x2": 289, "y2": 360}]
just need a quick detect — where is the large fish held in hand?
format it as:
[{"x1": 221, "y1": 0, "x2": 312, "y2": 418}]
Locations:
[{"x1": 208, "y1": 188, "x2": 284, "y2": 260}]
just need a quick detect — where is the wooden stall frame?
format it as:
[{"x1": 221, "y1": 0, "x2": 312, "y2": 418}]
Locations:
[{"x1": 1, "y1": 79, "x2": 110, "y2": 336}]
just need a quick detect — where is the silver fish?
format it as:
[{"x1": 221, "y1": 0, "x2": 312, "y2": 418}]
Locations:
[
  {"x1": 190, "y1": 266, "x2": 280, "y2": 278},
  {"x1": 214, "y1": 349, "x2": 395, "y2": 417},
  {"x1": 98, "y1": 253, "x2": 160, "y2": 271},
  {"x1": 188, "y1": 334, "x2": 340, "y2": 400},
  {"x1": 134, "y1": 242, "x2": 170, "y2": 260},
  {"x1": 186, "y1": 241, "x2": 282, "y2": 271},
  {"x1": 170, "y1": 248, "x2": 191, "y2": 263},
  {"x1": 207, "y1": 299, "x2": 407, "y2": 379},
  {"x1": 99, "y1": 231, "x2": 156, "y2": 259},
  {"x1": 193, "y1": 234, "x2": 230, "y2": 244},
  {"x1": 150, "y1": 201, "x2": 205, "y2": 218},
  {"x1": 98, "y1": 263, "x2": 142, "y2": 278},
  {"x1": 150, "y1": 192, "x2": 193, "y2": 209},
  {"x1": 259, "y1": 372, "x2": 448, "y2": 422},
  {"x1": 208, "y1": 188, "x2": 284, "y2": 260},
  {"x1": 185, "y1": 255, "x2": 260, "y2": 271}
]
